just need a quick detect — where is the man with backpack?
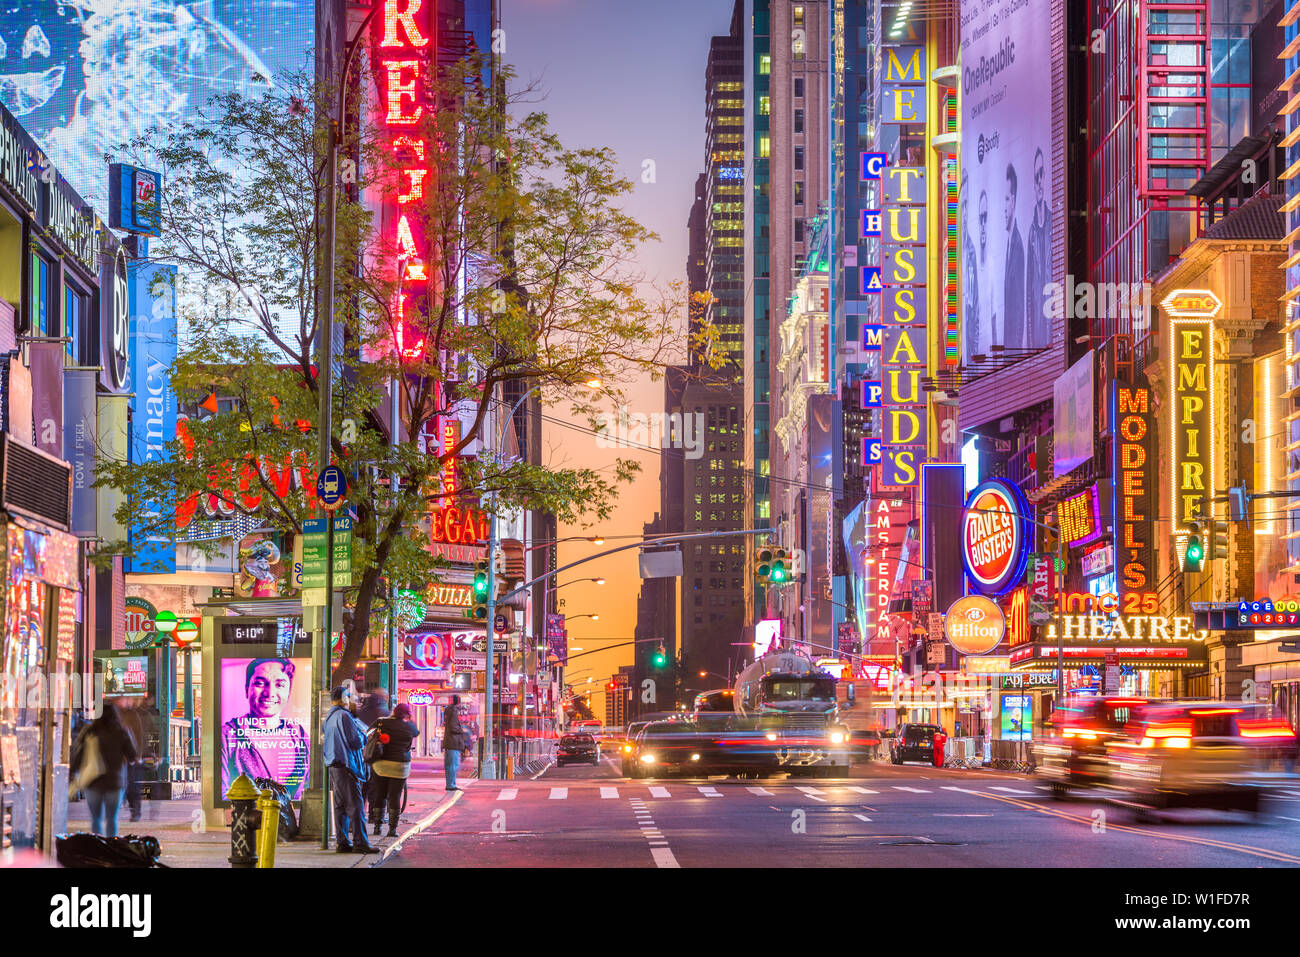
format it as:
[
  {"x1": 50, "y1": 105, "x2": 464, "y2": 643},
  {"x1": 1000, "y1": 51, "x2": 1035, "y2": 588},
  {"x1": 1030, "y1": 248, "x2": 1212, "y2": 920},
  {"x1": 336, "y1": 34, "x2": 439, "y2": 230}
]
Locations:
[{"x1": 323, "y1": 686, "x2": 375, "y2": 853}]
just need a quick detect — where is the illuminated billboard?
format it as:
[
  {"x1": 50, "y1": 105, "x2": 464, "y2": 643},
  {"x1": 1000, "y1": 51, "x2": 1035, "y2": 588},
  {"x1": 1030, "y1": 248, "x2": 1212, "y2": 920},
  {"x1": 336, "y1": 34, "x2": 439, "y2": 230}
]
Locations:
[
  {"x1": 959, "y1": 0, "x2": 1058, "y2": 362},
  {"x1": 5, "y1": 2, "x2": 316, "y2": 213},
  {"x1": 218, "y1": 656, "x2": 312, "y2": 801},
  {"x1": 1167, "y1": 310, "x2": 1215, "y2": 537},
  {"x1": 1112, "y1": 385, "x2": 1155, "y2": 603}
]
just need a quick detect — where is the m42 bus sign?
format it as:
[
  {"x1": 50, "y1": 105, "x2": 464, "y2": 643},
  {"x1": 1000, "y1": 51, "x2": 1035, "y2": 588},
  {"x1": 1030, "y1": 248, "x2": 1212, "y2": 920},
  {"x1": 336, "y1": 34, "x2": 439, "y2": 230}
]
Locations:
[{"x1": 961, "y1": 479, "x2": 1032, "y2": 597}]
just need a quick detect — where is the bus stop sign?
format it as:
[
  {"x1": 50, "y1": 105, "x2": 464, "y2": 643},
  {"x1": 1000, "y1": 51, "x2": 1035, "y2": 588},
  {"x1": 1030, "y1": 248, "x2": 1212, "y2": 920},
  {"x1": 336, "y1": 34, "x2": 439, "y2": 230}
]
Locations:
[{"x1": 317, "y1": 465, "x2": 348, "y2": 511}]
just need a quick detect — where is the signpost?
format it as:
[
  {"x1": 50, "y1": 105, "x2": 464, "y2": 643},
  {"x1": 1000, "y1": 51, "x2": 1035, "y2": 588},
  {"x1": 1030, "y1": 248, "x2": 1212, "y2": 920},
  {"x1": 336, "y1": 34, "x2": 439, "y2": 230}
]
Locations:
[{"x1": 311, "y1": 464, "x2": 346, "y2": 848}]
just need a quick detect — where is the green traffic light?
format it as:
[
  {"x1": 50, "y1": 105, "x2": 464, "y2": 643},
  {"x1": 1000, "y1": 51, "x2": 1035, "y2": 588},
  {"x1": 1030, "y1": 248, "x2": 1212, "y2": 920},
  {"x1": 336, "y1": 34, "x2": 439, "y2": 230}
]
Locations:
[
  {"x1": 652, "y1": 652, "x2": 666, "y2": 667},
  {"x1": 770, "y1": 564, "x2": 786, "y2": 582},
  {"x1": 1186, "y1": 538, "x2": 1203, "y2": 564},
  {"x1": 474, "y1": 577, "x2": 488, "y2": 595}
]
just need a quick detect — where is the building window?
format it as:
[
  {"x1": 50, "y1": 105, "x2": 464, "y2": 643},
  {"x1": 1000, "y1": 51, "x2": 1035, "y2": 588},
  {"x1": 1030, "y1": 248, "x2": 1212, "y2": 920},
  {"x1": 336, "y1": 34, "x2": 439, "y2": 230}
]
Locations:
[
  {"x1": 793, "y1": 5, "x2": 805, "y2": 27},
  {"x1": 759, "y1": 133, "x2": 771, "y2": 158},
  {"x1": 759, "y1": 95, "x2": 770, "y2": 116},
  {"x1": 794, "y1": 77, "x2": 804, "y2": 99},
  {"x1": 29, "y1": 252, "x2": 54, "y2": 336},
  {"x1": 760, "y1": 53, "x2": 771, "y2": 75},
  {"x1": 794, "y1": 146, "x2": 805, "y2": 170},
  {"x1": 794, "y1": 181, "x2": 804, "y2": 205},
  {"x1": 794, "y1": 218, "x2": 805, "y2": 242},
  {"x1": 794, "y1": 109, "x2": 804, "y2": 134}
]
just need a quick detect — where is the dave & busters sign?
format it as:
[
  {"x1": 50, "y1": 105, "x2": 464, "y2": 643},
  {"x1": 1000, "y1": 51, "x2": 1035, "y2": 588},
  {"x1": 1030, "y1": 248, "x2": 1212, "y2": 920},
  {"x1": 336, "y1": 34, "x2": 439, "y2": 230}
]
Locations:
[{"x1": 961, "y1": 479, "x2": 1032, "y2": 597}]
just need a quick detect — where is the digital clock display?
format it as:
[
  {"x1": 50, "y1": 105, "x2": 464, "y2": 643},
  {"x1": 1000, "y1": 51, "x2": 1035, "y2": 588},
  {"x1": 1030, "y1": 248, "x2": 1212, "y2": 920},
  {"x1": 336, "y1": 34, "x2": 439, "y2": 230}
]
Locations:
[{"x1": 220, "y1": 622, "x2": 279, "y2": 645}]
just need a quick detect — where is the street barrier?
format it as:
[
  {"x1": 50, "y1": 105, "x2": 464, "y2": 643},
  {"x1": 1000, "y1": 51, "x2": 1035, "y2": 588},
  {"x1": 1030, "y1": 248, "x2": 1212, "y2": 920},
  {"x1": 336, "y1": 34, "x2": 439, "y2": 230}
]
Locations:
[{"x1": 989, "y1": 740, "x2": 1036, "y2": 774}]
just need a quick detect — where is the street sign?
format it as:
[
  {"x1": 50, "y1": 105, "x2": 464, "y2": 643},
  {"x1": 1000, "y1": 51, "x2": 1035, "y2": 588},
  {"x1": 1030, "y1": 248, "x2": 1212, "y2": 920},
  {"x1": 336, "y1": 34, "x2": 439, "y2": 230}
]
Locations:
[
  {"x1": 301, "y1": 516, "x2": 353, "y2": 605},
  {"x1": 316, "y1": 465, "x2": 348, "y2": 511}
]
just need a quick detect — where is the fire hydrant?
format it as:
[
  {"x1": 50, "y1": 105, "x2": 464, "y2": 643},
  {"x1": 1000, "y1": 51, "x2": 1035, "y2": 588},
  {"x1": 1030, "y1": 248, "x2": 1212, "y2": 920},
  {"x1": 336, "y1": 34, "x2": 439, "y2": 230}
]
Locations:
[
  {"x1": 933, "y1": 732, "x2": 948, "y2": 768},
  {"x1": 227, "y1": 773, "x2": 260, "y2": 868},
  {"x1": 255, "y1": 787, "x2": 280, "y2": 868}
]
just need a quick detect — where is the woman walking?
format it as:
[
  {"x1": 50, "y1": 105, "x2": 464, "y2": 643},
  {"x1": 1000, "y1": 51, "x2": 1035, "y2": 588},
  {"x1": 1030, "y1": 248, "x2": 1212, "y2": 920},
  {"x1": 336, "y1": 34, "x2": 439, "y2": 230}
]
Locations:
[
  {"x1": 370, "y1": 703, "x2": 420, "y2": 838},
  {"x1": 70, "y1": 702, "x2": 138, "y2": 837}
]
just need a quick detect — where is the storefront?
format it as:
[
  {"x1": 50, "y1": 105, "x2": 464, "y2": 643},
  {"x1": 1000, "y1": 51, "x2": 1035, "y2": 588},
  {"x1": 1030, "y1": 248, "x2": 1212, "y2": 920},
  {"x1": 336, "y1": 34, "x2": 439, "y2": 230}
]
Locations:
[{"x1": 1241, "y1": 638, "x2": 1300, "y2": 733}]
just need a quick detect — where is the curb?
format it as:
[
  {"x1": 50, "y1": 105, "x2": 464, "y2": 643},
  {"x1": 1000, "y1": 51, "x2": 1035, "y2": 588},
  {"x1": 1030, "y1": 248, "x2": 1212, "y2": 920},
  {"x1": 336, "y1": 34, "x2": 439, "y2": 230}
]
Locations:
[{"x1": 372, "y1": 789, "x2": 464, "y2": 866}]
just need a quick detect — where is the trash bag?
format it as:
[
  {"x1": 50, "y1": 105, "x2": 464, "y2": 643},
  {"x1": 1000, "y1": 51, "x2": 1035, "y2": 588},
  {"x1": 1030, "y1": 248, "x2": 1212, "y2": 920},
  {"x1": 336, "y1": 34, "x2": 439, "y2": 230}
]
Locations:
[
  {"x1": 56, "y1": 833, "x2": 166, "y2": 868},
  {"x1": 252, "y1": 777, "x2": 299, "y2": 841}
]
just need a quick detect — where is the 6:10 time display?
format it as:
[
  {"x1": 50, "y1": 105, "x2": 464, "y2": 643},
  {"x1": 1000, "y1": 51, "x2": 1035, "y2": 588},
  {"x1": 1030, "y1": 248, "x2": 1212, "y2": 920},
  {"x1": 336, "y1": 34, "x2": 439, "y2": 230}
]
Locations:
[{"x1": 220, "y1": 622, "x2": 279, "y2": 645}]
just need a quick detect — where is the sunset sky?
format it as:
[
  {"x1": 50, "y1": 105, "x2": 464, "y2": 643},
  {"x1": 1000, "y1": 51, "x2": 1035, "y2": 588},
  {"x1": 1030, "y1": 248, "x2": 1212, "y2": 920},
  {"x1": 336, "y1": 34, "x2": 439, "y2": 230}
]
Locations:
[{"x1": 506, "y1": 0, "x2": 733, "y2": 719}]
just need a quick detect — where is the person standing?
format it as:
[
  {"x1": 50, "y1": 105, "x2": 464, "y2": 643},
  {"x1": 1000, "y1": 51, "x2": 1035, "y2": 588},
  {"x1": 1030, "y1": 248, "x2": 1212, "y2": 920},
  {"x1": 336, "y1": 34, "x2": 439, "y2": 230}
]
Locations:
[
  {"x1": 442, "y1": 695, "x2": 471, "y2": 791},
  {"x1": 358, "y1": 689, "x2": 391, "y2": 828},
  {"x1": 1025, "y1": 148, "x2": 1052, "y2": 348},
  {"x1": 370, "y1": 703, "x2": 420, "y2": 837},
  {"x1": 70, "y1": 702, "x2": 138, "y2": 838},
  {"x1": 322, "y1": 686, "x2": 375, "y2": 853},
  {"x1": 1002, "y1": 163, "x2": 1027, "y2": 350}
]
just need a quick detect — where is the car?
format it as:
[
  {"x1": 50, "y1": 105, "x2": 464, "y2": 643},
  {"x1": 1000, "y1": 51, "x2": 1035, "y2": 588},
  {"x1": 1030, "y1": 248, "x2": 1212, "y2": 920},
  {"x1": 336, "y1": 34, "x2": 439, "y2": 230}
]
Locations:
[
  {"x1": 890, "y1": 723, "x2": 944, "y2": 765},
  {"x1": 556, "y1": 732, "x2": 601, "y2": 768},
  {"x1": 1036, "y1": 696, "x2": 1153, "y2": 798},
  {"x1": 1105, "y1": 701, "x2": 1298, "y2": 820},
  {"x1": 629, "y1": 721, "x2": 706, "y2": 779},
  {"x1": 620, "y1": 721, "x2": 653, "y2": 776}
]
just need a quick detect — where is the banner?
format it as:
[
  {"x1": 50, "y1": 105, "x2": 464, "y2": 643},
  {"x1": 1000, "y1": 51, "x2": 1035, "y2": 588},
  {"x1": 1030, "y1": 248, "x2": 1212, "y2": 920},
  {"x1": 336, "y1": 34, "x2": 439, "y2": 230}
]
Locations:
[
  {"x1": 30, "y1": 341, "x2": 64, "y2": 458},
  {"x1": 126, "y1": 260, "x2": 178, "y2": 572},
  {"x1": 95, "y1": 393, "x2": 129, "y2": 544},
  {"x1": 546, "y1": 613, "x2": 568, "y2": 666},
  {"x1": 62, "y1": 368, "x2": 98, "y2": 537}
]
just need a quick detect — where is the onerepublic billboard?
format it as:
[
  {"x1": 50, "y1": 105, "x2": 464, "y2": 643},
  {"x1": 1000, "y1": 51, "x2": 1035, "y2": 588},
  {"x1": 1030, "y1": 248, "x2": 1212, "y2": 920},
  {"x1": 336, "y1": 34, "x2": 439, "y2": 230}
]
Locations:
[{"x1": 959, "y1": 0, "x2": 1057, "y2": 365}]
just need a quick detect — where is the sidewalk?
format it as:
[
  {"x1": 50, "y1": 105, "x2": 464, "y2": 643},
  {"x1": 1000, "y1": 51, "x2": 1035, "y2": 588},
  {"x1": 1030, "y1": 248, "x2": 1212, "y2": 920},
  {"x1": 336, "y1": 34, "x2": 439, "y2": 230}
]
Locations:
[{"x1": 64, "y1": 757, "x2": 471, "y2": 868}]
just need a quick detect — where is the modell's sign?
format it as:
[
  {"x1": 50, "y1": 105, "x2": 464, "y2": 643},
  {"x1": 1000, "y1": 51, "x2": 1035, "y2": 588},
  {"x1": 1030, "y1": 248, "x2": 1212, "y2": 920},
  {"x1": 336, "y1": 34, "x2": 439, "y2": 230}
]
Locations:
[
  {"x1": 944, "y1": 595, "x2": 1006, "y2": 656},
  {"x1": 961, "y1": 479, "x2": 1032, "y2": 596},
  {"x1": 1112, "y1": 385, "x2": 1155, "y2": 599}
]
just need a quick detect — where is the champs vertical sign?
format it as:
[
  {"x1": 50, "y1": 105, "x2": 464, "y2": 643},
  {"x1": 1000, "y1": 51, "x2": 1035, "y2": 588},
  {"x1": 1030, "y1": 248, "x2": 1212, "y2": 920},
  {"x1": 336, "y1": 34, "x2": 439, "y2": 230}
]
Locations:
[
  {"x1": 372, "y1": 0, "x2": 435, "y2": 360},
  {"x1": 870, "y1": 43, "x2": 928, "y2": 486},
  {"x1": 1164, "y1": 290, "x2": 1218, "y2": 537}
]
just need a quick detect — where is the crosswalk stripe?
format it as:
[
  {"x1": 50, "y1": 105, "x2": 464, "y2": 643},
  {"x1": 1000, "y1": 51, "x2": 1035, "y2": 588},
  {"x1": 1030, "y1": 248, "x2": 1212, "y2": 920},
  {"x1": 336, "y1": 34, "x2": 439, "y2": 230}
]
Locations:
[
  {"x1": 699, "y1": 786, "x2": 723, "y2": 797},
  {"x1": 747, "y1": 786, "x2": 773, "y2": 796},
  {"x1": 854, "y1": 813, "x2": 873, "y2": 822},
  {"x1": 651, "y1": 847, "x2": 680, "y2": 868},
  {"x1": 496, "y1": 788, "x2": 518, "y2": 801},
  {"x1": 600, "y1": 787, "x2": 619, "y2": 799},
  {"x1": 941, "y1": 786, "x2": 976, "y2": 793},
  {"x1": 548, "y1": 788, "x2": 567, "y2": 800},
  {"x1": 649, "y1": 787, "x2": 671, "y2": 798},
  {"x1": 796, "y1": 786, "x2": 823, "y2": 795},
  {"x1": 848, "y1": 786, "x2": 879, "y2": 794},
  {"x1": 893, "y1": 786, "x2": 931, "y2": 793},
  {"x1": 991, "y1": 787, "x2": 1034, "y2": 795}
]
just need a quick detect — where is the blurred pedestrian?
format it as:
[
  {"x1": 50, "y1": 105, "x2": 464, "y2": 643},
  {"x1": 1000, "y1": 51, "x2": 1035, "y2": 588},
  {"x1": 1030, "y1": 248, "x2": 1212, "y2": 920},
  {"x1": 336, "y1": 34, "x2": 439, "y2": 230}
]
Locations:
[
  {"x1": 70, "y1": 702, "x2": 138, "y2": 838},
  {"x1": 323, "y1": 686, "x2": 375, "y2": 853},
  {"x1": 358, "y1": 689, "x2": 391, "y2": 826},
  {"x1": 370, "y1": 703, "x2": 420, "y2": 838},
  {"x1": 442, "y1": 695, "x2": 471, "y2": 790}
]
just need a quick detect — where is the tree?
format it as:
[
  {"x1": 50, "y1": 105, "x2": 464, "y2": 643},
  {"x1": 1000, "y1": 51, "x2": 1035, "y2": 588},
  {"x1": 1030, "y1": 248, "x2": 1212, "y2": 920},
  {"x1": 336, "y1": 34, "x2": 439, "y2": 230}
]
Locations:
[{"x1": 96, "y1": 58, "x2": 680, "y2": 683}]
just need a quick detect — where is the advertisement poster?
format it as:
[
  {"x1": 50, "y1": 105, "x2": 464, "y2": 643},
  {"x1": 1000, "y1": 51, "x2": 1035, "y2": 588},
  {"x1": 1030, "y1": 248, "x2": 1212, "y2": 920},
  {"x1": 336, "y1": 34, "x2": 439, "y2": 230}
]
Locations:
[
  {"x1": 1000, "y1": 693, "x2": 1033, "y2": 741},
  {"x1": 100, "y1": 654, "x2": 149, "y2": 698},
  {"x1": 218, "y1": 657, "x2": 311, "y2": 800},
  {"x1": 1053, "y1": 352, "x2": 1094, "y2": 476},
  {"x1": 960, "y1": 0, "x2": 1057, "y2": 362}
]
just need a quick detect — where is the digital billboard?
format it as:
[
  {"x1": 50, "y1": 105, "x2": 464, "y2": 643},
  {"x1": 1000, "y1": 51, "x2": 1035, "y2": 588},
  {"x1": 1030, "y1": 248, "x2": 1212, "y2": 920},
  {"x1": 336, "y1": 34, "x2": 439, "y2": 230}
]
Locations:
[
  {"x1": 218, "y1": 656, "x2": 311, "y2": 800},
  {"x1": 2, "y1": 2, "x2": 316, "y2": 213},
  {"x1": 959, "y1": 0, "x2": 1057, "y2": 362},
  {"x1": 101, "y1": 654, "x2": 149, "y2": 698},
  {"x1": 1000, "y1": 694, "x2": 1033, "y2": 741}
]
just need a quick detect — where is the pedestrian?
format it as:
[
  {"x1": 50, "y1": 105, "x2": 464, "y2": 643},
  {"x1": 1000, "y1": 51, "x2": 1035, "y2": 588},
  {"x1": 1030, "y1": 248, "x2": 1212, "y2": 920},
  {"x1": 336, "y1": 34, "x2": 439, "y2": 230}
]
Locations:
[
  {"x1": 69, "y1": 702, "x2": 138, "y2": 838},
  {"x1": 442, "y1": 695, "x2": 472, "y2": 791},
  {"x1": 323, "y1": 686, "x2": 375, "y2": 853},
  {"x1": 370, "y1": 703, "x2": 420, "y2": 838},
  {"x1": 358, "y1": 689, "x2": 391, "y2": 827}
]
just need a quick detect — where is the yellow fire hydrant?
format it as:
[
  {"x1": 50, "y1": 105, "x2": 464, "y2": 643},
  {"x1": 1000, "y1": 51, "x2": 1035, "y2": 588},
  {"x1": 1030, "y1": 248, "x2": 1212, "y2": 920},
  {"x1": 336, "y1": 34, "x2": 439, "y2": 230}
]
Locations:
[{"x1": 254, "y1": 787, "x2": 280, "y2": 868}]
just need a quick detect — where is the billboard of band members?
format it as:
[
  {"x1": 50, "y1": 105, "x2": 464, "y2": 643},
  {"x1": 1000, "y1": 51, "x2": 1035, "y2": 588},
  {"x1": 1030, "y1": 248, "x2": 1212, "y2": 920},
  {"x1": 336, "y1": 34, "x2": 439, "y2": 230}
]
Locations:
[
  {"x1": 219, "y1": 657, "x2": 311, "y2": 800},
  {"x1": 959, "y1": 0, "x2": 1057, "y2": 365}
]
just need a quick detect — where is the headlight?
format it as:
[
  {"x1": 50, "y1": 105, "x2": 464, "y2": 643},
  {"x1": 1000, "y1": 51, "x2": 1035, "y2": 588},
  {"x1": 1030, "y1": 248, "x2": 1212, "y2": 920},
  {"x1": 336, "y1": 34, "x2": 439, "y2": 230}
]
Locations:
[
  {"x1": 1163, "y1": 737, "x2": 1191, "y2": 749},
  {"x1": 640, "y1": 753, "x2": 656, "y2": 764},
  {"x1": 765, "y1": 732, "x2": 778, "y2": 742},
  {"x1": 830, "y1": 731, "x2": 845, "y2": 744},
  {"x1": 622, "y1": 744, "x2": 632, "y2": 753},
  {"x1": 690, "y1": 753, "x2": 701, "y2": 761}
]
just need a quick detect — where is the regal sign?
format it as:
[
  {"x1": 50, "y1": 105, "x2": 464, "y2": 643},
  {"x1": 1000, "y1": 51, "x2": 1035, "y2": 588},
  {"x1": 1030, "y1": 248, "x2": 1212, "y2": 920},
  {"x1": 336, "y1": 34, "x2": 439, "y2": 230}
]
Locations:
[
  {"x1": 430, "y1": 506, "x2": 488, "y2": 546},
  {"x1": 961, "y1": 479, "x2": 1032, "y2": 597}
]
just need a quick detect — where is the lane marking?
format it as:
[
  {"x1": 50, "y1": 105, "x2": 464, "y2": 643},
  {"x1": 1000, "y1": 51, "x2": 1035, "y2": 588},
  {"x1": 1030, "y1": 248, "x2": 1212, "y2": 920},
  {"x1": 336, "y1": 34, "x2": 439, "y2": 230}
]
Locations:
[
  {"x1": 600, "y1": 787, "x2": 619, "y2": 799},
  {"x1": 548, "y1": 788, "x2": 567, "y2": 800},
  {"x1": 1276, "y1": 816, "x2": 1300, "y2": 823},
  {"x1": 963, "y1": 789, "x2": 1300, "y2": 864},
  {"x1": 990, "y1": 787, "x2": 1035, "y2": 796},
  {"x1": 854, "y1": 813, "x2": 873, "y2": 822},
  {"x1": 893, "y1": 787, "x2": 931, "y2": 793},
  {"x1": 649, "y1": 787, "x2": 671, "y2": 799},
  {"x1": 747, "y1": 786, "x2": 773, "y2": 796},
  {"x1": 698, "y1": 786, "x2": 723, "y2": 797},
  {"x1": 848, "y1": 786, "x2": 879, "y2": 794},
  {"x1": 796, "y1": 786, "x2": 824, "y2": 795},
  {"x1": 935, "y1": 813, "x2": 993, "y2": 817},
  {"x1": 374, "y1": 789, "x2": 464, "y2": 866},
  {"x1": 651, "y1": 847, "x2": 680, "y2": 868},
  {"x1": 496, "y1": 788, "x2": 518, "y2": 801}
]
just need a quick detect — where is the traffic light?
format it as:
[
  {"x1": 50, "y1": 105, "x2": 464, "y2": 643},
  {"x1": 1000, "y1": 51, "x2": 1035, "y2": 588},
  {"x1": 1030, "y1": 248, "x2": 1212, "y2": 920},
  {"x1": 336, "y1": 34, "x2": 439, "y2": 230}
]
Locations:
[
  {"x1": 464, "y1": 559, "x2": 490, "y2": 620},
  {"x1": 770, "y1": 548, "x2": 789, "y2": 583},
  {"x1": 1206, "y1": 520, "x2": 1230, "y2": 562},
  {"x1": 651, "y1": 643, "x2": 668, "y2": 669},
  {"x1": 755, "y1": 546, "x2": 774, "y2": 582},
  {"x1": 1182, "y1": 522, "x2": 1204, "y2": 572}
]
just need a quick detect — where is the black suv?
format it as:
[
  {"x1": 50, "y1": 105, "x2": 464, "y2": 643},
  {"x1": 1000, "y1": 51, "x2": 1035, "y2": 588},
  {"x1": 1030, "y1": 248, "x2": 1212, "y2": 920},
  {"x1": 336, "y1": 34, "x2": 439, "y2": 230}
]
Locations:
[
  {"x1": 890, "y1": 724, "x2": 943, "y2": 765},
  {"x1": 556, "y1": 733, "x2": 600, "y2": 767}
]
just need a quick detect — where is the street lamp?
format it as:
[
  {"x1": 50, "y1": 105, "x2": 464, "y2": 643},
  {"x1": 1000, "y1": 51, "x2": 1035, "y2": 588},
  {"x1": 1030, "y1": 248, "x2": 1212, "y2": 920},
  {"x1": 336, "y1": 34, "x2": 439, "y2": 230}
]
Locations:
[
  {"x1": 566, "y1": 614, "x2": 600, "y2": 623},
  {"x1": 557, "y1": 577, "x2": 605, "y2": 588}
]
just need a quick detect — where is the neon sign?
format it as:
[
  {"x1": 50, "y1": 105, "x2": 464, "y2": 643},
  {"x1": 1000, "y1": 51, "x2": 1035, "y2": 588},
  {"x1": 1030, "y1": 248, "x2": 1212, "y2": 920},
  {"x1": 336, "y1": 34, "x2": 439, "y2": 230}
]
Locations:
[
  {"x1": 961, "y1": 479, "x2": 1032, "y2": 596},
  {"x1": 430, "y1": 506, "x2": 488, "y2": 545},
  {"x1": 1168, "y1": 315, "x2": 1214, "y2": 537},
  {"x1": 1057, "y1": 485, "x2": 1101, "y2": 547},
  {"x1": 373, "y1": 0, "x2": 436, "y2": 360}
]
